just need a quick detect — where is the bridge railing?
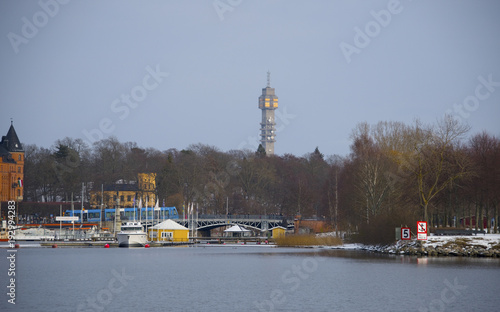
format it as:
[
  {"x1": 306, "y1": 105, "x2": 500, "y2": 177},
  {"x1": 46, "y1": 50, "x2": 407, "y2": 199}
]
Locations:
[{"x1": 193, "y1": 214, "x2": 286, "y2": 221}]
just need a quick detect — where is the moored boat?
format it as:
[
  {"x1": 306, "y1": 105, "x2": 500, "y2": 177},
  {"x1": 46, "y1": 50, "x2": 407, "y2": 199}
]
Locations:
[
  {"x1": 14, "y1": 227, "x2": 55, "y2": 241},
  {"x1": 117, "y1": 221, "x2": 147, "y2": 247}
]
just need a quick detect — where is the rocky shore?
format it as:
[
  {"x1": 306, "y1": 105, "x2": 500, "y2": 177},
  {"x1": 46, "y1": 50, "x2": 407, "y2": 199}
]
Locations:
[{"x1": 361, "y1": 234, "x2": 500, "y2": 258}]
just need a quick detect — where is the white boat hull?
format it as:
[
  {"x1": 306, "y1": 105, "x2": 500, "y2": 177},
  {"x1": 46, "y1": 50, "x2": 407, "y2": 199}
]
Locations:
[
  {"x1": 117, "y1": 232, "x2": 147, "y2": 247},
  {"x1": 15, "y1": 228, "x2": 55, "y2": 241}
]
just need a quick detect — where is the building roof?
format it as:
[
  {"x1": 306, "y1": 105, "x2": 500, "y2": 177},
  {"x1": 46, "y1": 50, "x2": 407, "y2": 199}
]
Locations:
[
  {"x1": 0, "y1": 144, "x2": 11, "y2": 158},
  {"x1": 1, "y1": 122, "x2": 24, "y2": 152},
  {"x1": 224, "y1": 224, "x2": 250, "y2": 232},
  {"x1": 269, "y1": 226, "x2": 287, "y2": 230},
  {"x1": 150, "y1": 219, "x2": 188, "y2": 230},
  {"x1": 103, "y1": 184, "x2": 139, "y2": 192}
]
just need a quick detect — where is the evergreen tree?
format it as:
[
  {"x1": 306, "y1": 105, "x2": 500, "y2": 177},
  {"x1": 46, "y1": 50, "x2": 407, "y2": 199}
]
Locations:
[{"x1": 256, "y1": 144, "x2": 266, "y2": 158}]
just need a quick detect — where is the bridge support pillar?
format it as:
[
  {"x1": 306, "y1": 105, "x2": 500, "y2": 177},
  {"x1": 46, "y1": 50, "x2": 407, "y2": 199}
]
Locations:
[{"x1": 261, "y1": 220, "x2": 269, "y2": 231}]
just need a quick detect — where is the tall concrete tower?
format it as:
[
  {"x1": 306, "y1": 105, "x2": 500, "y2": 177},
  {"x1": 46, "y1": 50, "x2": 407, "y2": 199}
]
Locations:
[{"x1": 258, "y1": 72, "x2": 278, "y2": 155}]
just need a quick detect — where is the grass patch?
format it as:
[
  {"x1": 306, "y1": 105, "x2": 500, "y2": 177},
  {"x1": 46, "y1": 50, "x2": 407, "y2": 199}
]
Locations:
[
  {"x1": 275, "y1": 235, "x2": 342, "y2": 247},
  {"x1": 490, "y1": 243, "x2": 500, "y2": 250},
  {"x1": 454, "y1": 238, "x2": 471, "y2": 247},
  {"x1": 443, "y1": 238, "x2": 471, "y2": 248}
]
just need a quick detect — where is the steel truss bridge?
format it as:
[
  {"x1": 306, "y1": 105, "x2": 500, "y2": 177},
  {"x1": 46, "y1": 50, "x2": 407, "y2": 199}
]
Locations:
[{"x1": 174, "y1": 214, "x2": 292, "y2": 233}]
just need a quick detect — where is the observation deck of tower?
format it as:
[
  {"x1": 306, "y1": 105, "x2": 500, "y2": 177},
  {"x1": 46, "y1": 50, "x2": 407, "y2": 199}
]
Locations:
[{"x1": 258, "y1": 72, "x2": 278, "y2": 155}]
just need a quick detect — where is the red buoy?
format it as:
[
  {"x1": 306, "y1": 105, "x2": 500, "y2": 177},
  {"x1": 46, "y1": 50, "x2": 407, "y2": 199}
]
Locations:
[
  {"x1": 52, "y1": 244, "x2": 58, "y2": 248},
  {"x1": 104, "y1": 244, "x2": 110, "y2": 248},
  {"x1": 145, "y1": 244, "x2": 150, "y2": 248},
  {"x1": 14, "y1": 244, "x2": 20, "y2": 249}
]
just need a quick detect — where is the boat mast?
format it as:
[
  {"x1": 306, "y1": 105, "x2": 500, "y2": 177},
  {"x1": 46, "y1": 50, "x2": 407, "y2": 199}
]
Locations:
[
  {"x1": 100, "y1": 184, "x2": 103, "y2": 230},
  {"x1": 133, "y1": 195, "x2": 136, "y2": 222},
  {"x1": 71, "y1": 192, "x2": 74, "y2": 237},
  {"x1": 139, "y1": 197, "x2": 142, "y2": 223},
  {"x1": 145, "y1": 196, "x2": 148, "y2": 241},
  {"x1": 81, "y1": 182, "x2": 84, "y2": 225}
]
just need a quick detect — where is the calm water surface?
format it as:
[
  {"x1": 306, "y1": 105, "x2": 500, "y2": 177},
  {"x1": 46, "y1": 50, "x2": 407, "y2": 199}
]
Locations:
[{"x1": 1, "y1": 244, "x2": 499, "y2": 312}]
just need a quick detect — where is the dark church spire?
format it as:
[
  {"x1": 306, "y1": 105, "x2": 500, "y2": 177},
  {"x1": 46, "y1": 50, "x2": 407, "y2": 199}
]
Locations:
[{"x1": 2, "y1": 121, "x2": 23, "y2": 152}]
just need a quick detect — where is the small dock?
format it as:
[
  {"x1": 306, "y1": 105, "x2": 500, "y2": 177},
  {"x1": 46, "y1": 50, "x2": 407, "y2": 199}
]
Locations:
[
  {"x1": 37, "y1": 236, "x2": 272, "y2": 247},
  {"x1": 40, "y1": 241, "x2": 118, "y2": 247},
  {"x1": 147, "y1": 241, "x2": 193, "y2": 247},
  {"x1": 40, "y1": 241, "x2": 193, "y2": 248},
  {"x1": 192, "y1": 237, "x2": 272, "y2": 244}
]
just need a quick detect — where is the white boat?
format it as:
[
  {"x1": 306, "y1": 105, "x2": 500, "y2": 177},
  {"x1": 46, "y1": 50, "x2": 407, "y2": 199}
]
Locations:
[
  {"x1": 14, "y1": 227, "x2": 55, "y2": 241},
  {"x1": 117, "y1": 222, "x2": 147, "y2": 247}
]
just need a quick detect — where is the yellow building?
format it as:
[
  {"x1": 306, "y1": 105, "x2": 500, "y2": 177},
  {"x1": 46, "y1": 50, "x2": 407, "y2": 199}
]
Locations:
[
  {"x1": 148, "y1": 219, "x2": 189, "y2": 242},
  {"x1": 89, "y1": 173, "x2": 156, "y2": 208},
  {"x1": 0, "y1": 122, "x2": 24, "y2": 202},
  {"x1": 270, "y1": 226, "x2": 286, "y2": 238}
]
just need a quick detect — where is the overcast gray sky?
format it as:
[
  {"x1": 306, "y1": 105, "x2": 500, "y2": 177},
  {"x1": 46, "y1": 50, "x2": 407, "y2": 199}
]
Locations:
[{"x1": 1, "y1": 0, "x2": 499, "y2": 157}]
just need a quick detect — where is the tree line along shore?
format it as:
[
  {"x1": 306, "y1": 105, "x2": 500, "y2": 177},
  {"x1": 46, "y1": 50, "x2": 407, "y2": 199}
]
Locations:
[{"x1": 15, "y1": 116, "x2": 500, "y2": 245}]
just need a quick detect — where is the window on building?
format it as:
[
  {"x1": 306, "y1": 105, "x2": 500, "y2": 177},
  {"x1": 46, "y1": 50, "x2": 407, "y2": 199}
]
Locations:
[
  {"x1": 120, "y1": 195, "x2": 124, "y2": 202},
  {"x1": 161, "y1": 232, "x2": 173, "y2": 239},
  {"x1": 113, "y1": 195, "x2": 117, "y2": 202},
  {"x1": 18, "y1": 155, "x2": 21, "y2": 161},
  {"x1": 18, "y1": 167, "x2": 21, "y2": 173},
  {"x1": 127, "y1": 195, "x2": 131, "y2": 202}
]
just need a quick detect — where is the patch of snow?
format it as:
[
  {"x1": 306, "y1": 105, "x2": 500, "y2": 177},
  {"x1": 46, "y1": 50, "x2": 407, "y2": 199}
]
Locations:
[{"x1": 423, "y1": 234, "x2": 500, "y2": 249}]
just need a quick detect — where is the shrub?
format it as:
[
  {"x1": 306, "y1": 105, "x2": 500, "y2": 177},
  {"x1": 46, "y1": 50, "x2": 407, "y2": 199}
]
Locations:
[
  {"x1": 354, "y1": 210, "x2": 417, "y2": 245},
  {"x1": 274, "y1": 234, "x2": 342, "y2": 247}
]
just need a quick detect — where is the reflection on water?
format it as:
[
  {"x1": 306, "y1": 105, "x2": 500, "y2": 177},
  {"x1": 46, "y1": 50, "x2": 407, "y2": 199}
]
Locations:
[{"x1": 314, "y1": 248, "x2": 500, "y2": 267}]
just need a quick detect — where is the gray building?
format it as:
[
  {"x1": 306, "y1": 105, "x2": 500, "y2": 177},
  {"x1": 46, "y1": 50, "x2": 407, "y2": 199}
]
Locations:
[{"x1": 258, "y1": 72, "x2": 278, "y2": 155}]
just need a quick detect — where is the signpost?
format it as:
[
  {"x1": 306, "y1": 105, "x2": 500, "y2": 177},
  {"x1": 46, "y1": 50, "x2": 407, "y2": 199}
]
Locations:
[
  {"x1": 56, "y1": 216, "x2": 79, "y2": 240},
  {"x1": 417, "y1": 221, "x2": 427, "y2": 240},
  {"x1": 401, "y1": 227, "x2": 411, "y2": 240}
]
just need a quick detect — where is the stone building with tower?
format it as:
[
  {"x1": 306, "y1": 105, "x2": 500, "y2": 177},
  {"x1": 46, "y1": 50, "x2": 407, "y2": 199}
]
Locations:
[
  {"x1": 0, "y1": 122, "x2": 24, "y2": 202},
  {"x1": 89, "y1": 173, "x2": 156, "y2": 209},
  {"x1": 258, "y1": 72, "x2": 278, "y2": 155}
]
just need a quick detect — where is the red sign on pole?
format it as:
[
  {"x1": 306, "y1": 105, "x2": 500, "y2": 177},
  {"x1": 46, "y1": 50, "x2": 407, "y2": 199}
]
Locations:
[
  {"x1": 417, "y1": 221, "x2": 427, "y2": 240},
  {"x1": 401, "y1": 228, "x2": 411, "y2": 240}
]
